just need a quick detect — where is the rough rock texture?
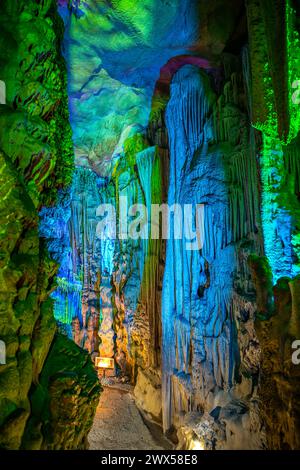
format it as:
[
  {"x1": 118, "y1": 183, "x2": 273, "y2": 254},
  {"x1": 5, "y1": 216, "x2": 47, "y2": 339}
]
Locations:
[
  {"x1": 23, "y1": 333, "x2": 101, "y2": 450},
  {"x1": 39, "y1": 167, "x2": 112, "y2": 354},
  {"x1": 58, "y1": 0, "x2": 201, "y2": 175},
  {"x1": 246, "y1": 0, "x2": 300, "y2": 144},
  {"x1": 250, "y1": 268, "x2": 300, "y2": 449},
  {"x1": 0, "y1": 0, "x2": 100, "y2": 450},
  {"x1": 159, "y1": 55, "x2": 264, "y2": 448},
  {"x1": 134, "y1": 368, "x2": 162, "y2": 422},
  {"x1": 36, "y1": 0, "x2": 300, "y2": 451},
  {"x1": 246, "y1": 0, "x2": 300, "y2": 449}
]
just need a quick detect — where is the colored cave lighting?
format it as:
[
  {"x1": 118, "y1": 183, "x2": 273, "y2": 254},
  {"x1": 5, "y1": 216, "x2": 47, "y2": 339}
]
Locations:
[
  {"x1": 190, "y1": 439, "x2": 205, "y2": 451},
  {"x1": 260, "y1": 135, "x2": 300, "y2": 284},
  {"x1": 0, "y1": 80, "x2": 5, "y2": 104},
  {"x1": 95, "y1": 357, "x2": 115, "y2": 369},
  {"x1": 58, "y1": 0, "x2": 200, "y2": 176}
]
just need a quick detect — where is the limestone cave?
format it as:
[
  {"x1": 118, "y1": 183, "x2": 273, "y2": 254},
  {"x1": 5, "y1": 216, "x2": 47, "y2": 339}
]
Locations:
[{"x1": 0, "y1": 0, "x2": 300, "y2": 454}]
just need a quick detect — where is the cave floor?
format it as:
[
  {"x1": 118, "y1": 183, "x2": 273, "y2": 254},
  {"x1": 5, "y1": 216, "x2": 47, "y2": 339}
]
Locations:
[{"x1": 88, "y1": 386, "x2": 170, "y2": 450}]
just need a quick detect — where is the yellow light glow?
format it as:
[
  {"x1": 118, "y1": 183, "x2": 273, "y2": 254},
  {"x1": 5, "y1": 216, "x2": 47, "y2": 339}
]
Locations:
[
  {"x1": 190, "y1": 439, "x2": 204, "y2": 450},
  {"x1": 95, "y1": 357, "x2": 114, "y2": 369}
]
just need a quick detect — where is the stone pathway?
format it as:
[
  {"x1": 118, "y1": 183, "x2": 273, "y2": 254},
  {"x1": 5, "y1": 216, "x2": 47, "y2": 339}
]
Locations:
[{"x1": 88, "y1": 386, "x2": 166, "y2": 450}]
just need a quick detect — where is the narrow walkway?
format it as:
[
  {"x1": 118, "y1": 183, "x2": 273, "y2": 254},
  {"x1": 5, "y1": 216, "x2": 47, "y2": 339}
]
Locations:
[{"x1": 88, "y1": 387, "x2": 167, "y2": 450}]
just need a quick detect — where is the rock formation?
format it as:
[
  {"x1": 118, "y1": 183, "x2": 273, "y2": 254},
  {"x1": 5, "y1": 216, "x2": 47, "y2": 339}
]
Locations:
[
  {"x1": 0, "y1": 0, "x2": 100, "y2": 450},
  {"x1": 1, "y1": 0, "x2": 300, "y2": 451}
]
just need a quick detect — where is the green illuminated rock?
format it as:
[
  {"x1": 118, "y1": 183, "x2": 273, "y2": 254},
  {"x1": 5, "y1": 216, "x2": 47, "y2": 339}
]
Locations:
[{"x1": 0, "y1": 0, "x2": 99, "y2": 450}]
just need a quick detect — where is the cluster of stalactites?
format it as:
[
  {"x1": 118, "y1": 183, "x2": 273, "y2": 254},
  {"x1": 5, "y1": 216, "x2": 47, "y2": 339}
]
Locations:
[
  {"x1": 162, "y1": 64, "x2": 241, "y2": 431},
  {"x1": 40, "y1": 167, "x2": 115, "y2": 343}
]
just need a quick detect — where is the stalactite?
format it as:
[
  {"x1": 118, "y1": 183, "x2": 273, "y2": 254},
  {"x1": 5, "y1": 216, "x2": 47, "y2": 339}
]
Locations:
[
  {"x1": 155, "y1": 50, "x2": 265, "y2": 449},
  {"x1": 162, "y1": 65, "x2": 236, "y2": 432},
  {"x1": 40, "y1": 166, "x2": 116, "y2": 357}
]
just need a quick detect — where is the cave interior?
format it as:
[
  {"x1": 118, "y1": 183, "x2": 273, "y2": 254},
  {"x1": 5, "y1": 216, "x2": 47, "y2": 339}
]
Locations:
[{"x1": 0, "y1": 0, "x2": 300, "y2": 451}]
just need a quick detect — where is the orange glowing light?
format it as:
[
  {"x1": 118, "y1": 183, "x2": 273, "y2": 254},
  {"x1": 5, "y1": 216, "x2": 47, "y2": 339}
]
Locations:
[{"x1": 95, "y1": 357, "x2": 114, "y2": 369}]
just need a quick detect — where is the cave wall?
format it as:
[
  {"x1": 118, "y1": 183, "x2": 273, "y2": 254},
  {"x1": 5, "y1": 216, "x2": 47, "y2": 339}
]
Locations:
[
  {"x1": 246, "y1": 0, "x2": 300, "y2": 449},
  {"x1": 22, "y1": 0, "x2": 300, "y2": 451},
  {"x1": 116, "y1": 0, "x2": 300, "y2": 449},
  {"x1": 158, "y1": 54, "x2": 264, "y2": 448},
  {"x1": 0, "y1": 0, "x2": 100, "y2": 450}
]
